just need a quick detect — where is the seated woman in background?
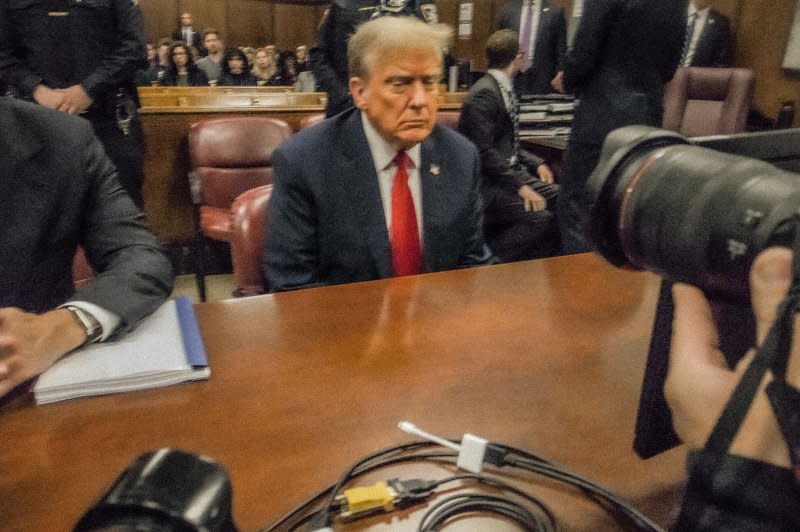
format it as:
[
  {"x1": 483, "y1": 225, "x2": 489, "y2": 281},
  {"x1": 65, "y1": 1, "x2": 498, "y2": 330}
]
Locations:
[
  {"x1": 161, "y1": 42, "x2": 209, "y2": 86},
  {"x1": 267, "y1": 50, "x2": 299, "y2": 87},
  {"x1": 218, "y1": 48, "x2": 258, "y2": 86},
  {"x1": 251, "y1": 47, "x2": 277, "y2": 86}
]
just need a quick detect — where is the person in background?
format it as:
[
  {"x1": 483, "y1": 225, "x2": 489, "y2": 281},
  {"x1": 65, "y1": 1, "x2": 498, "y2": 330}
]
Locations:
[
  {"x1": 0, "y1": 0, "x2": 149, "y2": 208},
  {"x1": 265, "y1": 16, "x2": 492, "y2": 292},
  {"x1": 459, "y1": 29, "x2": 560, "y2": 261},
  {"x1": 217, "y1": 48, "x2": 257, "y2": 87},
  {"x1": 145, "y1": 38, "x2": 173, "y2": 86},
  {"x1": 252, "y1": 47, "x2": 277, "y2": 85},
  {"x1": 310, "y1": 0, "x2": 440, "y2": 117},
  {"x1": 172, "y1": 11, "x2": 201, "y2": 52},
  {"x1": 135, "y1": 41, "x2": 159, "y2": 86},
  {"x1": 680, "y1": 0, "x2": 733, "y2": 67},
  {"x1": 0, "y1": 96, "x2": 174, "y2": 400},
  {"x1": 496, "y1": 0, "x2": 567, "y2": 96},
  {"x1": 161, "y1": 42, "x2": 209, "y2": 87},
  {"x1": 552, "y1": 0, "x2": 686, "y2": 254},
  {"x1": 267, "y1": 51, "x2": 299, "y2": 87},
  {"x1": 296, "y1": 44, "x2": 309, "y2": 73},
  {"x1": 240, "y1": 46, "x2": 257, "y2": 69},
  {"x1": 195, "y1": 29, "x2": 224, "y2": 84}
]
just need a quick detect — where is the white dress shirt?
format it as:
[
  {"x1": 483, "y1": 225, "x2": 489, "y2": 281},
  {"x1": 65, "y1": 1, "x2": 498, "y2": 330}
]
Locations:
[{"x1": 360, "y1": 112, "x2": 424, "y2": 244}]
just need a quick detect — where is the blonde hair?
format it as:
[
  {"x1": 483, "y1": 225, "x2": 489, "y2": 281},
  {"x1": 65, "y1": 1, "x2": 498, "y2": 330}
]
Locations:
[{"x1": 348, "y1": 16, "x2": 453, "y2": 80}]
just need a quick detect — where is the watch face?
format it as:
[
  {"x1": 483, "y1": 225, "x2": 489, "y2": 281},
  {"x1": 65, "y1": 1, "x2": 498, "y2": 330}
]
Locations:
[{"x1": 381, "y1": 0, "x2": 410, "y2": 13}]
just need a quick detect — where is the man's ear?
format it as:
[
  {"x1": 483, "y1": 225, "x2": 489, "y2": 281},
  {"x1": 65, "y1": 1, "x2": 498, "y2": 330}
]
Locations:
[{"x1": 349, "y1": 77, "x2": 366, "y2": 109}]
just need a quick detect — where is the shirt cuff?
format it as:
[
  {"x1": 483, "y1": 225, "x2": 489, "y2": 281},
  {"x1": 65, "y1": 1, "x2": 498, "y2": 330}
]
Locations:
[{"x1": 59, "y1": 301, "x2": 121, "y2": 342}]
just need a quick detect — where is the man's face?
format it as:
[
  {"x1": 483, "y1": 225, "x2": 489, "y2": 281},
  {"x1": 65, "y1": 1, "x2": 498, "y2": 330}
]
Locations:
[
  {"x1": 204, "y1": 34, "x2": 222, "y2": 54},
  {"x1": 180, "y1": 13, "x2": 192, "y2": 27},
  {"x1": 350, "y1": 49, "x2": 441, "y2": 150}
]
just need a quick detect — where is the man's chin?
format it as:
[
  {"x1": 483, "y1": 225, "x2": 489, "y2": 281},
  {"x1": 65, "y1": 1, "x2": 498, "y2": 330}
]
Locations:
[{"x1": 396, "y1": 127, "x2": 434, "y2": 147}]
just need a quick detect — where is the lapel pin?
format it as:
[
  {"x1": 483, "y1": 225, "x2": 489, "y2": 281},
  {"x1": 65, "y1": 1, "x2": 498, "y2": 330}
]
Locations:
[{"x1": 430, "y1": 164, "x2": 440, "y2": 176}]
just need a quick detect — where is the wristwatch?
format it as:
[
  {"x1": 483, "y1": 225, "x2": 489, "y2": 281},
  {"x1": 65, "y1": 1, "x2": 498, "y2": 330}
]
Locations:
[{"x1": 64, "y1": 305, "x2": 103, "y2": 345}]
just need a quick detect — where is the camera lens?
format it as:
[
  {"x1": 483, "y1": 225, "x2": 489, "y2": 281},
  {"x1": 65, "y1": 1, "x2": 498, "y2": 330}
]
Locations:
[{"x1": 587, "y1": 126, "x2": 800, "y2": 300}]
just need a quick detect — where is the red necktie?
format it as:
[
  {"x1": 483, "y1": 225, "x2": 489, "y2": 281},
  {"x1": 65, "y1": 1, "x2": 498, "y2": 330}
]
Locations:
[{"x1": 390, "y1": 151, "x2": 421, "y2": 276}]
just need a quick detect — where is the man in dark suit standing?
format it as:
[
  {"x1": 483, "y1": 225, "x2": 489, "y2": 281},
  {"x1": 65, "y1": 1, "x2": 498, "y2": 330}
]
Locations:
[
  {"x1": 552, "y1": 0, "x2": 686, "y2": 253},
  {"x1": 265, "y1": 16, "x2": 492, "y2": 292},
  {"x1": 681, "y1": 0, "x2": 733, "y2": 67},
  {"x1": 459, "y1": 29, "x2": 559, "y2": 262},
  {"x1": 172, "y1": 12, "x2": 202, "y2": 52},
  {"x1": 496, "y1": 0, "x2": 566, "y2": 96},
  {"x1": 310, "y1": 0, "x2": 440, "y2": 117},
  {"x1": 0, "y1": 97, "x2": 174, "y2": 400}
]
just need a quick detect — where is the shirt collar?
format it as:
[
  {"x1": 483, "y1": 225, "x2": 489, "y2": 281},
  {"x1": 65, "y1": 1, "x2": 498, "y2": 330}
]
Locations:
[
  {"x1": 689, "y1": 4, "x2": 710, "y2": 17},
  {"x1": 488, "y1": 69, "x2": 513, "y2": 94},
  {"x1": 360, "y1": 111, "x2": 421, "y2": 173}
]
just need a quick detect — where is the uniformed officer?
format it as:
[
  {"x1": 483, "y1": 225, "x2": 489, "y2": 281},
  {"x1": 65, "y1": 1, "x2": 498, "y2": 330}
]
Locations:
[
  {"x1": 310, "y1": 0, "x2": 440, "y2": 117},
  {"x1": 0, "y1": 0, "x2": 148, "y2": 208}
]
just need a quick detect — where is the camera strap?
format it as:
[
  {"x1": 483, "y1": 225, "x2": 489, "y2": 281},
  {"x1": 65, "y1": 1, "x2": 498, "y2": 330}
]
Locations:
[{"x1": 702, "y1": 218, "x2": 800, "y2": 479}]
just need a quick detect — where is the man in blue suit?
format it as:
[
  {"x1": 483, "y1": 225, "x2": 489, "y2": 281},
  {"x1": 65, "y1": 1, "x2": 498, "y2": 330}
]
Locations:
[{"x1": 264, "y1": 16, "x2": 492, "y2": 292}]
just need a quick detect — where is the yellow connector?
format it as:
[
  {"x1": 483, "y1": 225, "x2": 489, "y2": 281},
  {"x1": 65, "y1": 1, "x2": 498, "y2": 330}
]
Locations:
[{"x1": 337, "y1": 481, "x2": 398, "y2": 519}]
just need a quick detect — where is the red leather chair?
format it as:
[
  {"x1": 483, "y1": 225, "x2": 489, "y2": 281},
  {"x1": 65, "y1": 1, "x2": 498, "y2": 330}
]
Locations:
[
  {"x1": 188, "y1": 116, "x2": 291, "y2": 300},
  {"x1": 436, "y1": 110, "x2": 460, "y2": 130},
  {"x1": 229, "y1": 185, "x2": 272, "y2": 297},
  {"x1": 662, "y1": 67, "x2": 755, "y2": 137},
  {"x1": 299, "y1": 112, "x2": 325, "y2": 130}
]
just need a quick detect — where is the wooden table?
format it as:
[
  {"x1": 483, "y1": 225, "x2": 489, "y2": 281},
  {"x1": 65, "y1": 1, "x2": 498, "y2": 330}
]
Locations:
[{"x1": 0, "y1": 254, "x2": 687, "y2": 531}]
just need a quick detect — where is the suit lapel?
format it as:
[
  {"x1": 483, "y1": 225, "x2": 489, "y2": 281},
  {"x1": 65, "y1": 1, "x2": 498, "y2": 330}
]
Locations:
[
  {"x1": 339, "y1": 111, "x2": 394, "y2": 277},
  {"x1": 420, "y1": 130, "x2": 446, "y2": 272}
]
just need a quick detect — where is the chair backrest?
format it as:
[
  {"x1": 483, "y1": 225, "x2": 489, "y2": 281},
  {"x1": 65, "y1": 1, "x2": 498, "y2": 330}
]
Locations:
[
  {"x1": 299, "y1": 112, "x2": 325, "y2": 130},
  {"x1": 188, "y1": 116, "x2": 291, "y2": 209},
  {"x1": 229, "y1": 185, "x2": 272, "y2": 296},
  {"x1": 436, "y1": 110, "x2": 460, "y2": 130},
  {"x1": 662, "y1": 67, "x2": 754, "y2": 137}
]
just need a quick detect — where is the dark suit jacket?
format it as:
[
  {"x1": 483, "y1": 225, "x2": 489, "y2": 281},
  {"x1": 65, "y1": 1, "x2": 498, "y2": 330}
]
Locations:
[
  {"x1": 265, "y1": 108, "x2": 492, "y2": 292},
  {"x1": 497, "y1": 0, "x2": 567, "y2": 95},
  {"x1": 689, "y1": 8, "x2": 733, "y2": 67},
  {"x1": 563, "y1": 0, "x2": 686, "y2": 147},
  {"x1": 0, "y1": 98, "x2": 173, "y2": 334},
  {"x1": 172, "y1": 28, "x2": 201, "y2": 49},
  {"x1": 458, "y1": 73, "x2": 544, "y2": 205}
]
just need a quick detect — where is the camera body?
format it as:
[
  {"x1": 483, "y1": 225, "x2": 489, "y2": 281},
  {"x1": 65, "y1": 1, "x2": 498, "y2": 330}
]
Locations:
[{"x1": 585, "y1": 125, "x2": 800, "y2": 457}]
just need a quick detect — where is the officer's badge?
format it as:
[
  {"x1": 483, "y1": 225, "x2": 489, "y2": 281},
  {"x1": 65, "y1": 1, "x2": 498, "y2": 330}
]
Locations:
[{"x1": 421, "y1": 3, "x2": 438, "y2": 24}]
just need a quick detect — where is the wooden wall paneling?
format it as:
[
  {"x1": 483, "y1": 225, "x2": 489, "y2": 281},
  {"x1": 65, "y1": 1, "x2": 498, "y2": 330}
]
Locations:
[
  {"x1": 139, "y1": 0, "x2": 178, "y2": 44},
  {"x1": 272, "y1": 4, "x2": 324, "y2": 49},
  {"x1": 736, "y1": 0, "x2": 800, "y2": 125},
  {"x1": 227, "y1": 0, "x2": 274, "y2": 48}
]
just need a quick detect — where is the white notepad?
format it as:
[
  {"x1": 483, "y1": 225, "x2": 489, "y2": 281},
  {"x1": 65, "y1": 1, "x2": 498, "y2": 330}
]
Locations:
[{"x1": 34, "y1": 297, "x2": 209, "y2": 405}]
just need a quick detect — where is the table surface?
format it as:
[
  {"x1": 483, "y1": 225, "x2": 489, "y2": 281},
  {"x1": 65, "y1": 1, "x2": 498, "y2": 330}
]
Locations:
[{"x1": 0, "y1": 253, "x2": 687, "y2": 531}]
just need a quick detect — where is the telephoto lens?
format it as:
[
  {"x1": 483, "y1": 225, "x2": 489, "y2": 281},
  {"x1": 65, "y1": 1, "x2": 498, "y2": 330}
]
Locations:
[{"x1": 586, "y1": 126, "x2": 800, "y2": 301}]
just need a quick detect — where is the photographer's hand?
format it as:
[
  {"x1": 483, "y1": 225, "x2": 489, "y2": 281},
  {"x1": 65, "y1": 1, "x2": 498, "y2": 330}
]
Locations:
[{"x1": 666, "y1": 247, "x2": 796, "y2": 467}]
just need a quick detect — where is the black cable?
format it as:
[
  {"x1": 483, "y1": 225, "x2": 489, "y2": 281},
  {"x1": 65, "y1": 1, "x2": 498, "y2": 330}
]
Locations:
[
  {"x1": 419, "y1": 493, "x2": 549, "y2": 532},
  {"x1": 260, "y1": 439, "x2": 665, "y2": 532}
]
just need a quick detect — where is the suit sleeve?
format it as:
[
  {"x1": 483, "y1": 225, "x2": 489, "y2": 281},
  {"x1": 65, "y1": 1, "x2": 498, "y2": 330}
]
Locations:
[
  {"x1": 81, "y1": 0, "x2": 147, "y2": 100},
  {"x1": 73, "y1": 130, "x2": 173, "y2": 335},
  {"x1": 459, "y1": 146, "x2": 495, "y2": 268},
  {"x1": 712, "y1": 15, "x2": 734, "y2": 67},
  {"x1": 309, "y1": 7, "x2": 350, "y2": 115},
  {"x1": 0, "y1": 5, "x2": 42, "y2": 98},
  {"x1": 562, "y1": 0, "x2": 617, "y2": 93},
  {"x1": 264, "y1": 146, "x2": 324, "y2": 292},
  {"x1": 459, "y1": 87, "x2": 532, "y2": 191},
  {"x1": 554, "y1": 6, "x2": 568, "y2": 72}
]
